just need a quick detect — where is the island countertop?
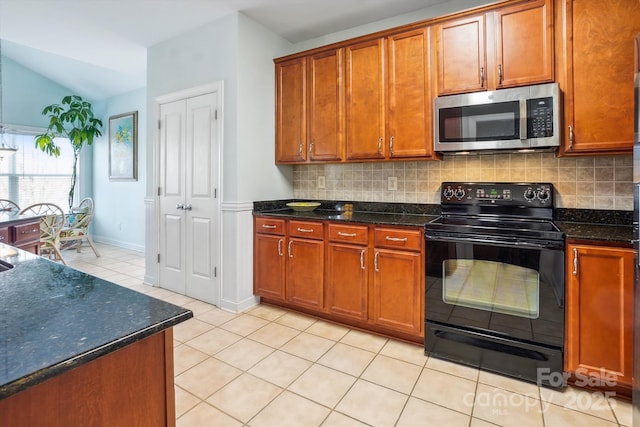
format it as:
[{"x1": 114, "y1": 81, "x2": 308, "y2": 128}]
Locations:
[{"x1": 0, "y1": 244, "x2": 193, "y2": 400}]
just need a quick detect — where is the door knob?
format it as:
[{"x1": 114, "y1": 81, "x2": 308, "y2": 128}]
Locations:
[
  {"x1": 176, "y1": 203, "x2": 185, "y2": 210},
  {"x1": 184, "y1": 204, "x2": 192, "y2": 211}
]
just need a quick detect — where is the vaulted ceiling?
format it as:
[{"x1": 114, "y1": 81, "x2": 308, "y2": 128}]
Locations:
[{"x1": 0, "y1": 0, "x2": 448, "y2": 100}]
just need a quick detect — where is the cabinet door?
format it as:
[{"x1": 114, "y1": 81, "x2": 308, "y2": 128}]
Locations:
[
  {"x1": 566, "y1": 244, "x2": 635, "y2": 388},
  {"x1": 0, "y1": 227, "x2": 9, "y2": 246},
  {"x1": 387, "y1": 28, "x2": 432, "y2": 159},
  {"x1": 495, "y1": 0, "x2": 553, "y2": 88},
  {"x1": 372, "y1": 248, "x2": 423, "y2": 335},
  {"x1": 434, "y1": 14, "x2": 486, "y2": 95},
  {"x1": 345, "y1": 39, "x2": 386, "y2": 160},
  {"x1": 254, "y1": 233, "x2": 286, "y2": 301},
  {"x1": 275, "y1": 57, "x2": 307, "y2": 163},
  {"x1": 557, "y1": 0, "x2": 638, "y2": 154},
  {"x1": 308, "y1": 49, "x2": 344, "y2": 162},
  {"x1": 287, "y1": 238, "x2": 324, "y2": 310},
  {"x1": 326, "y1": 243, "x2": 368, "y2": 321}
]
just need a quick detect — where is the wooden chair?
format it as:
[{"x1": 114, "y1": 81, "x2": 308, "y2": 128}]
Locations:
[
  {"x1": 60, "y1": 197, "x2": 100, "y2": 257},
  {"x1": 0, "y1": 199, "x2": 20, "y2": 215},
  {"x1": 19, "y1": 203, "x2": 66, "y2": 264}
]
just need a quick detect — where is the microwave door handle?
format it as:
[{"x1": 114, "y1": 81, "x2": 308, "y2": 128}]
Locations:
[{"x1": 520, "y1": 100, "x2": 527, "y2": 140}]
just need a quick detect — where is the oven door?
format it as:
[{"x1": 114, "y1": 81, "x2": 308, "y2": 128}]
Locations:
[{"x1": 424, "y1": 232, "x2": 564, "y2": 385}]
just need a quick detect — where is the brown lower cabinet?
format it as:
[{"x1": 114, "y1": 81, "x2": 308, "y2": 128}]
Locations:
[
  {"x1": 0, "y1": 218, "x2": 41, "y2": 254},
  {"x1": 253, "y1": 216, "x2": 424, "y2": 342},
  {"x1": 565, "y1": 242, "x2": 635, "y2": 395},
  {"x1": 0, "y1": 329, "x2": 176, "y2": 427}
]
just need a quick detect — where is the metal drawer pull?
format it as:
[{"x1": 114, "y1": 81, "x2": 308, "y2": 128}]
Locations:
[
  {"x1": 297, "y1": 228, "x2": 314, "y2": 233},
  {"x1": 261, "y1": 224, "x2": 277, "y2": 229},
  {"x1": 568, "y1": 125, "x2": 574, "y2": 150},
  {"x1": 374, "y1": 251, "x2": 380, "y2": 272},
  {"x1": 277, "y1": 239, "x2": 283, "y2": 256},
  {"x1": 0, "y1": 236, "x2": 4, "y2": 241},
  {"x1": 337, "y1": 232, "x2": 357, "y2": 237},
  {"x1": 360, "y1": 249, "x2": 366, "y2": 270},
  {"x1": 22, "y1": 228, "x2": 39, "y2": 234},
  {"x1": 385, "y1": 236, "x2": 408, "y2": 242},
  {"x1": 288, "y1": 240, "x2": 294, "y2": 258},
  {"x1": 572, "y1": 248, "x2": 578, "y2": 276}
]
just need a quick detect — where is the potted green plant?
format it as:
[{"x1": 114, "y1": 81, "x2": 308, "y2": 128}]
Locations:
[{"x1": 34, "y1": 95, "x2": 103, "y2": 210}]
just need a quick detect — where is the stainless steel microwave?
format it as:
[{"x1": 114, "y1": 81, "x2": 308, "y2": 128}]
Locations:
[{"x1": 434, "y1": 83, "x2": 560, "y2": 154}]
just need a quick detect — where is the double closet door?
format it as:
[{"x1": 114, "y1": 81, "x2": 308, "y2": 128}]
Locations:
[{"x1": 158, "y1": 90, "x2": 220, "y2": 305}]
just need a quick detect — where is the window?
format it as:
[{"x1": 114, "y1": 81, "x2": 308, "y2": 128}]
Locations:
[{"x1": 0, "y1": 130, "x2": 75, "y2": 210}]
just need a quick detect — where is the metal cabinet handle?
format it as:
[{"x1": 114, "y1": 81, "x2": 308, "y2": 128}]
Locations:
[
  {"x1": 277, "y1": 239, "x2": 283, "y2": 256},
  {"x1": 498, "y1": 64, "x2": 503, "y2": 85},
  {"x1": 377, "y1": 137, "x2": 383, "y2": 154},
  {"x1": 262, "y1": 224, "x2": 277, "y2": 229},
  {"x1": 374, "y1": 251, "x2": 380, "y2": 272},
  {"x1": 360, "y1": 249, "x2": 366, "y2": 270},
  {"x1": 389, "y1": 136, "x2": 394, "y2": 155},
  {"x1": 22, "y1": 228, "x2": 39, "y2": 234},
  {"x1": 572, "y1": 248, "x2": 578, "y2": 276},
  {"x1": 297, "y1": 228, "x2": 314, "y2": 233},
  {"x1": 568, "y1": 125, "x2": 574, "y2": 150},
  {"x1": 337, "y1": 231, "x2": 357, "y2": 237},
  {"x1": 480, "y1": 66, "x2": 484, "y2": 87},
  {"x1": 308, "y1": 142, "x2": 314, "y2": 154},
  {"x1": 0, "y1": 235, "x2": 4, "y2": 241},
  {"x1": 288, "y1": 240, "x2": 293, "y2": 258},
  {"x1": 298, "y1": 142, "x2": 303, "y2": 155},
  {"x1": 176, "y1": 203, "x2": 184, "y2": 210},
  {"x1": 385, "y1": 236, "x2": 408, "y2": 242}
]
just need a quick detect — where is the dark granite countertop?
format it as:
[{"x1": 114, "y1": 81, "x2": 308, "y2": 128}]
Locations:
[
  {"x1": 0, "y1": 245, "x2": 193, "y2": 400},
  {"x1": 555, "y1": 208, "x2": 634, "y2": 245},
  {"x1": 253, "y1": 200, "x2": 439, "y2": 227}
]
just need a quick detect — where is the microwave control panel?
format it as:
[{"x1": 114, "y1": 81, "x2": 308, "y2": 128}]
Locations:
[{"x1": 527, "y1": 97, "x2": 554, "y2": 138}]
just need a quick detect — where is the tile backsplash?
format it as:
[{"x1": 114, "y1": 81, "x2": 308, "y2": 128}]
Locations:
[{"x1": 293, "y1": 153, "x2": 633, "y2": 210}]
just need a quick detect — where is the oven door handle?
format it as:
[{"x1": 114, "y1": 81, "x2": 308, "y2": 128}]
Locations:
[{"x1": 425, "y1": 233, "x2": 562, "y2": 250}]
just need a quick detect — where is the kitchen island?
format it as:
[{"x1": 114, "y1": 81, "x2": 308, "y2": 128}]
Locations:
[{"x1": 0, "y1": 244, "x2": 192, "y2": 426}]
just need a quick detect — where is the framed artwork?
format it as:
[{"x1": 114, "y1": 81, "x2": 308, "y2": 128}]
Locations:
[{"x1": 109, "y1": 111, "x2": 138, "y2": 181}]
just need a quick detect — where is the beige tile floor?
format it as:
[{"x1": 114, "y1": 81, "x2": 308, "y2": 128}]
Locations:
[{"x1": 64, "y1": 243, "x2": 634, "y2": 427}]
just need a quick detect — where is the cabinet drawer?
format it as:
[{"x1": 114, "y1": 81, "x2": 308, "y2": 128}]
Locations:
[
  {"x1": 255, "y1": 217, "x2": 286, "y2": 235},
  {"x1": 374, "y1": 227, "x2": 422, "y2": 251},
  {"x1": 0, "y1": 227, "x2": 9, "y2": 244},
  {"x1": 289, "y1": 220, "x2": 324, "y2": 239},
  {"x1": 328, "y1": 223, "x2": 368, "y2": 245},
  {"x1": 12, "y1": 221, "x2": 41, "y2": 245}
]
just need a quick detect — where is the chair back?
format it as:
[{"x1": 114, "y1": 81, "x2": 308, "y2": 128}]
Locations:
[
  {"x1": 0, "y1": 199, "x2": 20, "y2": 215},
  {"x1": 19, "y1": 203, "x2": 66, "y2": 243},
  {"x1": 69, "y1": 197, "x2": 94, "y2": 231}
]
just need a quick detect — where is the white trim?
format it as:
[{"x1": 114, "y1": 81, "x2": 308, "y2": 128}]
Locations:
[
  {"x1": 154, "y1": 82, "x2": 223, "y2": 104},
  {"x1": 221, "y1": 201, "x2": 254, "y2": 212},
  {"x1": 93, "y1": 235, "x2": 144, "y2": 253},
  {"x1": 220, "y1": 295, "x2": 260, "y2": 313}
]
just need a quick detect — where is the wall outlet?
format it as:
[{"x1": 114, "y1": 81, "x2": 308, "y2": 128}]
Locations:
[
  {"x1": 318, "y1": 176, "x2": 326, "y2": 189},
  {"x1": 388, "y1": 176, "x2": 398, "y2": 191}
]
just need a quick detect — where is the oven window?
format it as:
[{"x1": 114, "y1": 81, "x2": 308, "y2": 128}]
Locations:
[{"x1": 442, "y1": 259, "x2": 539, "y2": 319}]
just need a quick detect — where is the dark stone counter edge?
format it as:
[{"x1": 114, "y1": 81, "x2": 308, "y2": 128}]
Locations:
[
  {"x1": 0, "y1": 310, "x2": 193, "y2": 401},
  {"x1": 254, "y1": 200, "x2": 634, "y2": 244}
]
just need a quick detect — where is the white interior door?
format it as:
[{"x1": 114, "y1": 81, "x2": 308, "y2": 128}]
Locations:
[{"x1": 158, "y1": 90, "x2": 220, "y2": 305}]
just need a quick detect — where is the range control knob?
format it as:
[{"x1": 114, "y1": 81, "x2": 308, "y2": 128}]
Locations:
[
  {"x1": 538, "y1": 189, "x2": 550, "y2": 201},
  {"x1": 454, "y1": 188, "x2": 465, "y2": 199},
  {"x1": 524, "y1": 188, "x2": 536, "y2": 201},
  {"x1": 443, "y1": 187, "x2": 454, "y2": 199}
]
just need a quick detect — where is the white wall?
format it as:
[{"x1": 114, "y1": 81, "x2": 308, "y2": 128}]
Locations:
[{"x1": 92, "y1": 88, "x2": 147, "y2": 251}]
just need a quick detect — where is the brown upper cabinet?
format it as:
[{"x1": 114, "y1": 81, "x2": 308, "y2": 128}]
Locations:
[
  {"x1": 345, "y1": 28, "x2": 434, "y2": 161},
  {"x1": 275, "y1": 57, "x2": 307, "y2": 163},
  {"x1": 433, "y1": 0, "x2": 553, "y2": 95},
  {"x1": 555, "y1": 0, "x2": 639, "y2": 155},
  {"x1": 276, "y1": 27, "x2": 436, "y2": 164}
]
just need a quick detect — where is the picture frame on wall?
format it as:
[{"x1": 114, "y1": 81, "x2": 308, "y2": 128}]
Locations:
[{"x1": 109, "y1": 111, "x2": 138, "y2": 181}]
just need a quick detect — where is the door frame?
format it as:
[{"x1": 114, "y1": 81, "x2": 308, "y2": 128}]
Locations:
[{"x1": 153, "y1": 81, "x2": 224, "y2": 304}]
